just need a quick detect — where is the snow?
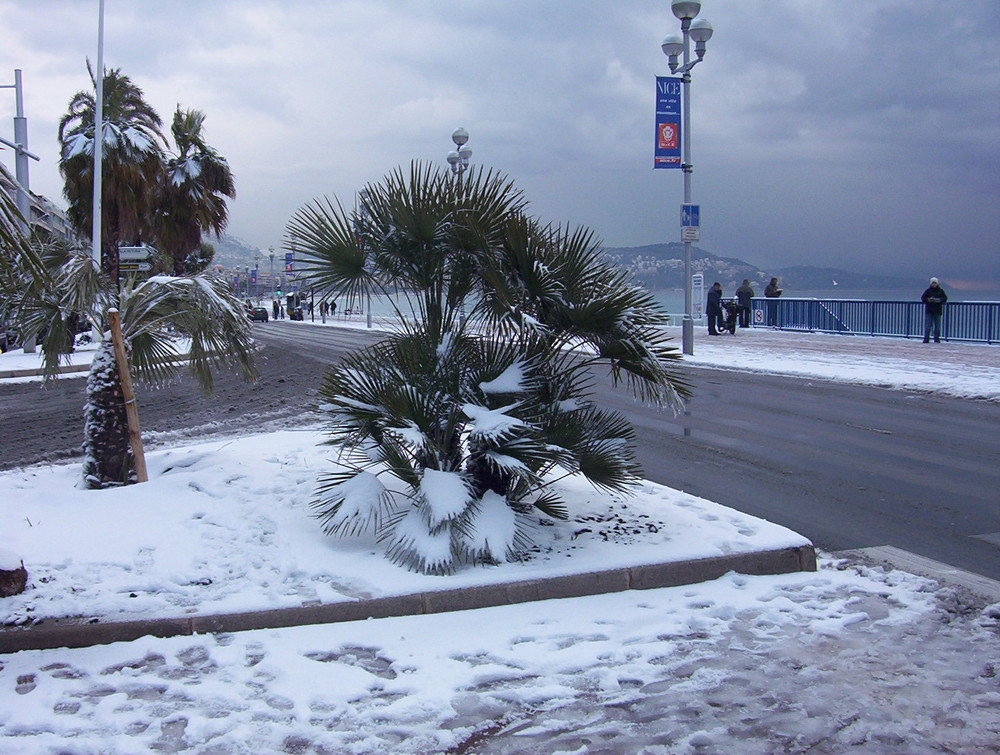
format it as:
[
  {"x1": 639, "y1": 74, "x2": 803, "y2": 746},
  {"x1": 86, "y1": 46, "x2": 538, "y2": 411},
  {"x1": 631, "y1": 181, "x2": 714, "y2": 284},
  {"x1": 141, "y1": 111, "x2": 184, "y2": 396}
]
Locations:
[
  {"x1": 1, "y1": 430, "x2": 805, "y2": 627},
  {"x1": 479, "y1": 361, "x2": 526, "y2": 394},
  {"x1": 0, "y1": 550, "x2": 22, "y2": 572},
  {"x1": 462, "y1": 402, "x2": 527, "y2": 439},
  {"x1": 419, "y1": 468, "x2": 471, "y2": 526},
  {"x1": 2, "y1": 323, "x2": 999, "y2": 752}
]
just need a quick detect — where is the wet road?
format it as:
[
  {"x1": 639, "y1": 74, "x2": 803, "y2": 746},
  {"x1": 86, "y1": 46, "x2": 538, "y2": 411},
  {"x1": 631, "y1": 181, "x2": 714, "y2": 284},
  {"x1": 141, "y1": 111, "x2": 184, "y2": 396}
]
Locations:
[{"x1": 3, "y1": 321, "x2": 998, "y2": 579}]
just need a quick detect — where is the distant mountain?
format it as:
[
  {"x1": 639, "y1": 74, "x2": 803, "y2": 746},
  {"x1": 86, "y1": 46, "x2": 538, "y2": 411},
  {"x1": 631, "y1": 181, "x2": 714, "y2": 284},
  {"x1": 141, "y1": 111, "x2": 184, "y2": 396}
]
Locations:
[
  {"x1": 208, "y1": 234, "x2": 274, "y2": 270},
  {"x1": 602, "y1": 243, "x2": 924, "y2": 293}
]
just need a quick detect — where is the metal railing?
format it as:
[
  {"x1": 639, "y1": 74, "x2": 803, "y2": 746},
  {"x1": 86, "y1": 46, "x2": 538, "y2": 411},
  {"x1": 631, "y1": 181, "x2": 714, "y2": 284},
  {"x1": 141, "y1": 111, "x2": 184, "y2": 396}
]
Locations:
[{"x1": 750, "y1": 298, "x2": 1000, "y2": 344}]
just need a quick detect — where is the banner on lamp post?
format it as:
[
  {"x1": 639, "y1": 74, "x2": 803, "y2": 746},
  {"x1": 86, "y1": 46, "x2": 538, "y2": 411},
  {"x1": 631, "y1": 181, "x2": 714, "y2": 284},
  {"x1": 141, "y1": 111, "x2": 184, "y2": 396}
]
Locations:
[{"x1": 654, "y1": 76, "x2": 682, "y2": 169}]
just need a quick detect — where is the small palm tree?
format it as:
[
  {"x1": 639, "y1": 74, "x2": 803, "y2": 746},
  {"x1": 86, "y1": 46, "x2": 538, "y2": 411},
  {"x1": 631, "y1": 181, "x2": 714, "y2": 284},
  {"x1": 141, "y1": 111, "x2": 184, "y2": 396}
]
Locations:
[
  {"x1": 58, "y1": 63, "x2": 166, "y2": 281},
  {"x1": 287, "y1": 162, "x2": 688, "y2": 574},
  {"x1": 17, "y1": 248, "x2": 257, "y2": 488},
  {"x1": 156, "y1": 107, "x2": 236, "y2": 275}
]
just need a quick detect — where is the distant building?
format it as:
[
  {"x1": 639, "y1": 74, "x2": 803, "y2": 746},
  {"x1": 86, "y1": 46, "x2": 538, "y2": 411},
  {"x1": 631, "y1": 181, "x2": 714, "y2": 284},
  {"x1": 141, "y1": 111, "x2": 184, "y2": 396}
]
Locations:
[{"x1": 0, "y1": 160, "x2": 74, "y2": 242}]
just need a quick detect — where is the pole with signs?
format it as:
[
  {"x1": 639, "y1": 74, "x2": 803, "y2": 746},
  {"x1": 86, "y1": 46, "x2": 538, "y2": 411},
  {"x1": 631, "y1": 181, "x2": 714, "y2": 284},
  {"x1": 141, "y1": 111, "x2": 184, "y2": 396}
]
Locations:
[{"x1": 660, "y1": 2, "x2": 714, "y2": 357}]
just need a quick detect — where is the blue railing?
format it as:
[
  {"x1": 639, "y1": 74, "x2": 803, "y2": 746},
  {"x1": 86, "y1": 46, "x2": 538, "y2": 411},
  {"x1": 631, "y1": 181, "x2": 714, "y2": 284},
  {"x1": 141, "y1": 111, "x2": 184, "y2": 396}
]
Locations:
[{"x1": 750, "y1": 298, "x2": 999, "y2": 344}]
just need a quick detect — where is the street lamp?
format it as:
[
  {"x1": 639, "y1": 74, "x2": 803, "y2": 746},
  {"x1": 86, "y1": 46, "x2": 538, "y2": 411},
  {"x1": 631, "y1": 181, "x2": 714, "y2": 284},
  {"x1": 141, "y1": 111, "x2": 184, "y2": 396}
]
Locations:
[
  {"x1": 268, "y1": 246, "x2": 275, "y2": 302},
  {"x1": 446, "y1": 127, "x2": 472, "y2": 176},
  {"x1": 0, "y1": 69, "x2": 40, "y2": 234},
  {"x1": 662, "y1": 0, "x2": 713, "y2": 357}
]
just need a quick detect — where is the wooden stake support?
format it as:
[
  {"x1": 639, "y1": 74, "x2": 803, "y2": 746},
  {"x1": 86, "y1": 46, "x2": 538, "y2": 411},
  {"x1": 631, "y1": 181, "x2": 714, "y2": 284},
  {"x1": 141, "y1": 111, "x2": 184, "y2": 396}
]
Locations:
[{"x1": 107, "y1": 308, "x2": 148, "y2": 483}]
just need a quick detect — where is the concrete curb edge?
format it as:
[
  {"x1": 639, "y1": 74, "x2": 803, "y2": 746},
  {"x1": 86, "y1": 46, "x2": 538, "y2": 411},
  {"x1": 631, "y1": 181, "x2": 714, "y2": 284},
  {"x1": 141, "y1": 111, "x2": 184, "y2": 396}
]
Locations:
[{"x1": 1, "y1": 545, "x2": 815, "y2": 654}]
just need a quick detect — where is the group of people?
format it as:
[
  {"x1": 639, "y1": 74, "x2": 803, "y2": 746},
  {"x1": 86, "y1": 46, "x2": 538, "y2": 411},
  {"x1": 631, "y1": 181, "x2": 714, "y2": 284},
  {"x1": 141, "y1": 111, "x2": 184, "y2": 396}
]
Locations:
[
  {"x1": 705, "y1": 277, "x2": 781, "y2": 335},
  {"x1": 704, "y1": 276, "x2": 949, "y2": 342}
]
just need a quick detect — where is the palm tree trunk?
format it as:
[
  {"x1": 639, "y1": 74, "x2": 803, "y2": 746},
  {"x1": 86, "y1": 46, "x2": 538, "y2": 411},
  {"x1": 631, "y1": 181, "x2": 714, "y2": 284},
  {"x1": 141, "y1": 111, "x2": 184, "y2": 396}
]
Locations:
[{"x1": 82, "y1": 340, "x2": 135, "y2": 488}]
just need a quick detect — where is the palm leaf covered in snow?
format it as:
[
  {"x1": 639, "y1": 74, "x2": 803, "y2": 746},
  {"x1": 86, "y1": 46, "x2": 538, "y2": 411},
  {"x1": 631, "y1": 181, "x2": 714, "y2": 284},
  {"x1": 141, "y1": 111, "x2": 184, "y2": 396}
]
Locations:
[{"x1": 288, "y1": 162, "x2": 689, "y2": 574}]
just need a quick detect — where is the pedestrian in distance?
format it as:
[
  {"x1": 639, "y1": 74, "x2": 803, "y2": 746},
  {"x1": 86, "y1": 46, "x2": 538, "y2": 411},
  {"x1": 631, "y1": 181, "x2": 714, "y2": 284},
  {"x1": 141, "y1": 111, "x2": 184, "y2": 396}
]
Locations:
[
  {"x1": 735, "y1": 279, "x2": 754, "y2": 329},
  {"x1": 764, "y1": 276, "x2": 783, "y2": 327},
  {"x1": 706, "y1": 282, "x2": 724, "y2": 335},
  {"x1": 921, "y1": 277, "x2": 948, "y2": 343},
  {"x1": 330, "y1": 301, "x2": 337, "y2": 317},
  {"x1": 272, "y1": 300, "x2": 279, "y2": 320}
]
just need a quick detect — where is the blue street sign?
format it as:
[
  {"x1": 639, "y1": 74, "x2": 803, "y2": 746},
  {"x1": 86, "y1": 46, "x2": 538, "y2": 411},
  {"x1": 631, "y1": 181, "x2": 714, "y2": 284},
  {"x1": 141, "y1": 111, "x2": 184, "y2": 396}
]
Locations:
[
  {"x1": 654, "y1": 76, "x2": 682, "y2": 169},
  {"x1": 681, "y1": 204, "x2": 700, "y2": 227}
]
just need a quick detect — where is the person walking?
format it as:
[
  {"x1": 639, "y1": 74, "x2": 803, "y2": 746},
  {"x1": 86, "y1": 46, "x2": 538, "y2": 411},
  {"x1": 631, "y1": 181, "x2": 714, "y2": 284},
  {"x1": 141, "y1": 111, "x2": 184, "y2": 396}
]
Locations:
[
  {"x1": 272, "y1": 300, "x2": 279, "y2": 320},
  {"x1": 764, "y1": 277, "x2": 783, "y2": 327},
  {"x1": 735, "y1": 279, "x2": 755, "y2": 329},
  {"x1": 706, "y1": 282, "x2": 724, "y2": 335},
  {"x1": 921, "y1": 277, "x2": 948, "y2": 343}
]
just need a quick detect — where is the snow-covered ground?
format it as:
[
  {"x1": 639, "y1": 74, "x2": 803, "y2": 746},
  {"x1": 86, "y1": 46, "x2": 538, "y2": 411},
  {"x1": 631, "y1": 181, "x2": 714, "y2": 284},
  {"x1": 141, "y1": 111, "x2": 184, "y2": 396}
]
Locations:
[{"x1": 2, "y1": 325, "x2": 999, "y2": 753}]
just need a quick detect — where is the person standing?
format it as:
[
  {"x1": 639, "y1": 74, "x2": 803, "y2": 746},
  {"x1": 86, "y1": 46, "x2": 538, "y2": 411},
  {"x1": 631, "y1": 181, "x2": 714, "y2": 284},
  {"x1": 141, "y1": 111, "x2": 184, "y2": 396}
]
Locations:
[
  {"x1": 706, "y1": 282, "x2": 724, "y2": 335},
  {"x1": 921, "y1": 277, "x2": 948, "y2": 343},
  {"x1": 735, "y1": 279, "x2": 755, "y2": 329},
  {"x1": 272, "y1": 299, "x2": 279, "y2": 320},
  {"x1": 764, "y1": 276, "x2": 783, "y2": 327}
]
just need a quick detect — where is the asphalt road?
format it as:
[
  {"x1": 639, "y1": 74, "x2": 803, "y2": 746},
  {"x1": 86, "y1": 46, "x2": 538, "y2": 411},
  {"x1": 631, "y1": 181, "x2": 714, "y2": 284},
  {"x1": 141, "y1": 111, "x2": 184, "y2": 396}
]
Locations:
[{"x1": 3, "y1": 321, "x2": 998, "y2": 580}]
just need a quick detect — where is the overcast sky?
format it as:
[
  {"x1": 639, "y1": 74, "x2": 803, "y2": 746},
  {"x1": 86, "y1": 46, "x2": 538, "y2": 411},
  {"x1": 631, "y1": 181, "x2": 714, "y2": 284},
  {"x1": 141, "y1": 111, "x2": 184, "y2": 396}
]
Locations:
[{"x1": 1, "y1": 1, "x2": 998, "y2": 287}]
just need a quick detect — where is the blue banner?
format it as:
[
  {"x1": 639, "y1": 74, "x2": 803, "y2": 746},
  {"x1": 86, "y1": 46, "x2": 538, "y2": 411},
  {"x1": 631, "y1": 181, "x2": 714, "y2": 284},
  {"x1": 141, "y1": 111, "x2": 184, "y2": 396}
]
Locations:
[{"x1": 654, "y1": 76, "x2": 682, "y2": 169}]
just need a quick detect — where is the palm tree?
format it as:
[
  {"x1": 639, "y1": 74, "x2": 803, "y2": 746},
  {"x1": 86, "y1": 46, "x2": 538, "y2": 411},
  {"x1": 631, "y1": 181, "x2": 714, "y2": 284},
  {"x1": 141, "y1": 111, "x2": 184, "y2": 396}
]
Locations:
[
  {"x1": 58, "y1": 63, "x2": 166, "y2": 282},
  {"x1": 156, "y1": 107, "x2": 236, "y2": 275},
  {"x1": 286, "y1": 162, "x2": 688, "y2": 574},
  {"x1": 14, "y1": 246, "x2": 257, "y2": 488},
  {"x1": 0, "y1": 182, "x2": 51, "y2": 341}
]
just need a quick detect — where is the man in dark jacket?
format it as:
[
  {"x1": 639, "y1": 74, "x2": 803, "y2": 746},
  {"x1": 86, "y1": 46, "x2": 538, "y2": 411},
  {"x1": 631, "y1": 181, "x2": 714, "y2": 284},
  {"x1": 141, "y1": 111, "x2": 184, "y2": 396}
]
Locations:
[
  {"x1": 735, "y1": 279, "x2": 754, "y2": 328},
  {"x1": 921, "y1": 277, "x2": 948, "y2": 343},
  {"x1": 764, "y1": 276, "x2": 782, "y2": 326},
  {"x1": 706, "y1": 282, "x2": 724, "y2": 335}
]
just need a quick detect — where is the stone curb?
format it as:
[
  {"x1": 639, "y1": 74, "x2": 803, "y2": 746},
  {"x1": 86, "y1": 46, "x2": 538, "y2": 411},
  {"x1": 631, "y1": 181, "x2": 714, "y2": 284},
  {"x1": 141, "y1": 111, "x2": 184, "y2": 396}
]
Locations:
[
  {"x1": 0, "y1": 363, "x2": 89, "y2": 379},
  {"x1": 0, "y1": 545, "x2": 815, "y2": 654}
]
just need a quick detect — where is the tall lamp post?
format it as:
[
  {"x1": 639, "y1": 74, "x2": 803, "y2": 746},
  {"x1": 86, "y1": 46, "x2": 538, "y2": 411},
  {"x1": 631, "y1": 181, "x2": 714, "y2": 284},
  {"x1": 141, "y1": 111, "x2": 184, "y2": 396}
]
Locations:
[
  {"x1": 662, "y1": 1, "x2": 713, "y2": 356},
  {"x1": 447, "y1": 128, "x2": 472, "y2": 326},
  {"x1": 268, "y1": 246, "x2": 275, "y2": 301},
  {"x1": 0, "y1": 69, "x2": 40, "y2": 233},
  {"x1": 446, "y1": 127, "x2": 472, "y2": 177}
]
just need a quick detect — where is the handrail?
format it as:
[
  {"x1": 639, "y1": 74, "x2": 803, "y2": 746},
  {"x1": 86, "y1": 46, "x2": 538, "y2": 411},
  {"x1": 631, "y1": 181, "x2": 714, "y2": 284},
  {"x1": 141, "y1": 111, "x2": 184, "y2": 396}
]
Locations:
[{"x1": 748, "y1": 297, "x2": 999, "y2": 344}]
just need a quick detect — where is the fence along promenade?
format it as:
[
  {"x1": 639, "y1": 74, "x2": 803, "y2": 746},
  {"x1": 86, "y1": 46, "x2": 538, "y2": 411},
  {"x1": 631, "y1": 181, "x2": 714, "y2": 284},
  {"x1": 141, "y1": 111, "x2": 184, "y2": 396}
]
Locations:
[{"x1": 749, "y1": 297, "x2": 1000, "y2": 344}]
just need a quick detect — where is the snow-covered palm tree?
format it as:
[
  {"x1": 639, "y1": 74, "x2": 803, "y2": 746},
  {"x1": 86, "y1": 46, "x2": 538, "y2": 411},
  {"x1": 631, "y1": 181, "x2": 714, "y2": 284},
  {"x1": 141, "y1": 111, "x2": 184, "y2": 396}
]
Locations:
[
  {"x1": 286, "y1": 162, "x2": 688, "y2": 574},
  {"x1": 58, "y1": 64, "x2": 166, "y2": 281},
  {"x1": 16, "y1": 247, "x2": 256, "y2": 489},
  {"x1": 157, "y1": 107, "x2": 236, "y2": 275}
]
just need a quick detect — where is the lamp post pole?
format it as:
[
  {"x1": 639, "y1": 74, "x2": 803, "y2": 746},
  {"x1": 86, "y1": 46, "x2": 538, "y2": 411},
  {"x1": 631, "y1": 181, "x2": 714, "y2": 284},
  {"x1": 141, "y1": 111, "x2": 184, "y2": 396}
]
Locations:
[
  {"x1": 662, "y1": 1, "x2": 713, "y2": 357},
  {"x1": 0, "y1": 69, "x2": 39, "y2": 234},
  {"x1": 447, "y1": 128, "x2": 472, "y2": 327},
  {"x1": 268, "y1": 247, "x2": 275, "y2": 302}
]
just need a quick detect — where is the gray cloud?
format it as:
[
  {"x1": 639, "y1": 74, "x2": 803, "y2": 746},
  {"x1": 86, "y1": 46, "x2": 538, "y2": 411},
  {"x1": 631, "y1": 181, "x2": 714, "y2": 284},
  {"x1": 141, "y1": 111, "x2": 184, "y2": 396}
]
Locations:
[{"x1": 1, "y1": 0, "x2": 997, "y2": 286}]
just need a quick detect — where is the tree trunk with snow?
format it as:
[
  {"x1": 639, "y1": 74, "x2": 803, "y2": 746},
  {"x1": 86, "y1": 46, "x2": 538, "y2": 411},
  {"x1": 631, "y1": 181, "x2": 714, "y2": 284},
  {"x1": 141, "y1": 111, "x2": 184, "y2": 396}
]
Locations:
[
  {"x1": 0, "y1": 550, "x2": 28, "y2": 597},
  {"x1": 82, "y1": 340, "x2": 135, "y2": 489}
]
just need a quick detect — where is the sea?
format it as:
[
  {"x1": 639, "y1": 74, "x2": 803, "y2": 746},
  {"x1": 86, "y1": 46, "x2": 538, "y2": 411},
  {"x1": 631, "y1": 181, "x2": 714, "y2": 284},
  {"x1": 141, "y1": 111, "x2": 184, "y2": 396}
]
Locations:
[{"x1": 318, "y1": 287, "x2": 1000, "y2": 319}]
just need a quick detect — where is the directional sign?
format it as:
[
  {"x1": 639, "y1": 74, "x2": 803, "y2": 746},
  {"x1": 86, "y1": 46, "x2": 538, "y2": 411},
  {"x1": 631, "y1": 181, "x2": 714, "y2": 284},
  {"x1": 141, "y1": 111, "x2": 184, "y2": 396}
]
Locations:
[
  {"x1": 118, "y1": 245, "x2": 154, "y2": 260},
  {"x1": 119, "y1": 261, "x2": 151, "y2": 272},
  {"x1": 681, "y1": 204, "x2": 700, "y2": 227}
]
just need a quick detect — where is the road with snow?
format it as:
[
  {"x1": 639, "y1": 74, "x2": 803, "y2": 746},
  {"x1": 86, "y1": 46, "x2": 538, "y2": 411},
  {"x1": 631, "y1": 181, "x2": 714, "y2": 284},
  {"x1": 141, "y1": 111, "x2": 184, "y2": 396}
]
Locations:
[{"x1": 3, "y1": 321, "x2": 998, "y2": 580}]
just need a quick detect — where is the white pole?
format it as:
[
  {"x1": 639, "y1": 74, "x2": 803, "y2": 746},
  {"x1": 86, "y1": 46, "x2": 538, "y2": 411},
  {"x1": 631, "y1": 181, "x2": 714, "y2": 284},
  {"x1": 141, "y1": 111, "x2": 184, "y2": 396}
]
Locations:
[
  {"x1": 12, "y1": 69, "x2": 30, "y2": 234},
  {"x1": 680, "y1": 18, "x2": 694, "y2": 356},
  {"x1": 91, "y1": 0, "x2": 105, "y2": 267}
]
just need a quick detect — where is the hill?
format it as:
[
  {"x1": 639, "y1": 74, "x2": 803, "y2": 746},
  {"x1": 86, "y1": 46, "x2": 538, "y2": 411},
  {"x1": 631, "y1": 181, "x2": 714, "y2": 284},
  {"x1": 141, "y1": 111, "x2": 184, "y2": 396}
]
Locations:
[{"x1": 602, "y1": 243, "x2": 924, "y2": 292}]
